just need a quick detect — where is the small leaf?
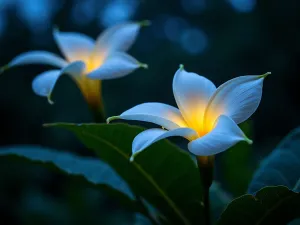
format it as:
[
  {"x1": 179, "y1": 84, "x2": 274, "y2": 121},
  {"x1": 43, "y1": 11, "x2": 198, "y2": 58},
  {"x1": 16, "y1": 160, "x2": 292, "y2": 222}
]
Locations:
[
  {"x1": 45, "y1": 123, "x2": 204, "y2": 225},
  {"x1": 217, "y1": 186, "x2": 300, "y2": 225},
  {"x1": 248, "y1": 127, "x2": 300, "y2": 194},
  {"x1": 0, "y1": 145, "x2": 137, "y2": 211}
]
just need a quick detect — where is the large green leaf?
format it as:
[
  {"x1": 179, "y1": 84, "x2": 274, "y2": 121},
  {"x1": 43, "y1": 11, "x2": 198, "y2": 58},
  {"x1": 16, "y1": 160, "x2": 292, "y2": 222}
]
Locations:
[
  {"x1": 217, "y1": 186, "x2": 300, "y2": 225},
  {"x1": 248, "y1": 127, "x2": 300, "y2": 194},
  {"x1": 45, "y1": 123, "x2": 204, "y2": 225},
  {"x1": 0, "y1": 145, "x2": 137, "y2": 212}
]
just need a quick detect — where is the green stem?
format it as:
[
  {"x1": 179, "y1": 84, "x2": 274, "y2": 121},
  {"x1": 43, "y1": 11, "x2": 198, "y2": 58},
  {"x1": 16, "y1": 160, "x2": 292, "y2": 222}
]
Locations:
[
  {"x1": 89, "y1": 103, "x2": 105, "y2": 123},
  {"x1": 196, "y1": 156, "x2": 214, "y2": 225},
  {"x1": 203, "y1": 185, "x2": 211, "y2": 225}
]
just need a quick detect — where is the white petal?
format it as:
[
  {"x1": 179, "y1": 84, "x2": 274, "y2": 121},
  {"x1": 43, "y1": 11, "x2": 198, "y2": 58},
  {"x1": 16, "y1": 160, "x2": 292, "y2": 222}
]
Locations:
[
  {"x1": 131, "y1": 128, "x2": 197, "y2": 161},
  {"x1": 173, "y1": 67, "x2": 216, "y2": 131},
  {"x1": 87, "y1": 52, "x2": 146, "y2": 80},
  {"x1": 53, "y1": 28, "x2": 95, "y2": 63},
  {"x1": 32, "y1": 61, "x2": 86, "y2": 104},
  {"x1": 32, "y1": 69, "x2": 62, "y2": 104},
  {"x1": 61, "y1": 60, "x2": 86, "y2": 77},
  {"x1": 188, "y1": 115, "x2": 251, "y2": 156},
  {"x1": 7, "y1": 51, "x2": 67, "y2": 68},
  {"x1": 204, "y1": 74, "x2": 268, "y2": 131},
  {"x1": 108, "y1": 103, "x2": 188, "y2": 130},
  {"x1": 94, "y1": 22, "x2": 142, "y2": 55}
]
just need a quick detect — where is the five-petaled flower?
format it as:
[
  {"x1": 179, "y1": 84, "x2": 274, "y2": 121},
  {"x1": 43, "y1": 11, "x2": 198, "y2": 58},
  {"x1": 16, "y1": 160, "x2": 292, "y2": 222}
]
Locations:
[
  {"x1": 1, "y1": 21, "x2": 149, "y2": 107},
  {"x1": 108, "y1": 65, "x2": 270, "y2": 160}
]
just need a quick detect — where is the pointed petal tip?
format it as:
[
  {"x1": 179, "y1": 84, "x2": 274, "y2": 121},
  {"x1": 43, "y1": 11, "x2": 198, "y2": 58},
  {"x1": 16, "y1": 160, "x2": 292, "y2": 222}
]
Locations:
[
  {"x1": 130, "y1": 152, "x2": 140, "y2": 162},
  {"x1": 179, "y1": 64, "x2": 184, "y2": 71},
  {"x1": 42, "y1": 123, "x2": 54, "y2": 127},
  {"x1": 244, "y1": 135, "x2": 253, "y2": 145},
  {"x1": 129, "y1": 155, "x2": 135, "y2": 162},
  {"x1": 259, "y1": 72, "x2": 271, "y2": 79},
  {"x1": 0, "y1": 64, "x2": 9, "y2": 74},
  {"x1": 138, "y1": 62, "x2": 148, "y2": 69},
  {"x1": 137, "y1": 20, "x2": 151, "y2": 27},
  {"x1": 106, "y1": 116, "x2": 120, "y2": 124}
]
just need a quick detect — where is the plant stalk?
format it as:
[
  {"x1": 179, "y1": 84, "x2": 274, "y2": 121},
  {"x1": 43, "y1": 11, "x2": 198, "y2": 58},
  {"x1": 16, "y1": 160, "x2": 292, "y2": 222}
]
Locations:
[
  {"x1": 196, "y1": 156, "x2": 214, "y2": 225},
  {"x1": 89, "y1": 102, "x2": 105, "y2": 123}
]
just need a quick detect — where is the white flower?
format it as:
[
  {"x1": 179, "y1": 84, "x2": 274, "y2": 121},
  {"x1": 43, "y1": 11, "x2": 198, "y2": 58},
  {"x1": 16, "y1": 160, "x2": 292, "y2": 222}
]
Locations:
[
  {"x1": 108, "y1": 65, "x2": 270, "y2": 160},
  {"x1": 2, "y1": 21, "x2": 149, "y2": 105}
]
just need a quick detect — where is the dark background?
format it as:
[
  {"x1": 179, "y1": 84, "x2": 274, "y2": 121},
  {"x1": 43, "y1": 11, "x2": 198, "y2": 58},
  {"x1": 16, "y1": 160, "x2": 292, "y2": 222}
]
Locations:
[{"x1": 0, "y1": 0, "x2": 299, "y2": 224}]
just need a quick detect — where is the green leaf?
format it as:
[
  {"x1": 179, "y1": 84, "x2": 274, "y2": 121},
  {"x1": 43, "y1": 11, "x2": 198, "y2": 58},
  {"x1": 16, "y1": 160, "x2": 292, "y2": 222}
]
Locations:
[
  {"x1": 45, "y1": 123, "x2": 204, "y2": 225},
  {"x1": 248, "y1": 127, "x2": 300, "y2": 194},
  {"x1": 210, "y1": 182, "x2": 232, "y2": 223},
  {"x1": 217, "y1": 186, "x2": 300, "y2": 225},
  {"x1": 219, "y1": 121, "x2": 255, "y2": 196},
  {"x1": 0, "y1": 145, "x2": 137, "y2": 211}
]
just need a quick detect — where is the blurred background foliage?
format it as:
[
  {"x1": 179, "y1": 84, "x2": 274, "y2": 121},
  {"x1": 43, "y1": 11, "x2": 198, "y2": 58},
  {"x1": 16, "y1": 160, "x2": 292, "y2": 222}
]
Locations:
[{"x1": 0, "y1": 0, "x2": 300, "y2": 224}]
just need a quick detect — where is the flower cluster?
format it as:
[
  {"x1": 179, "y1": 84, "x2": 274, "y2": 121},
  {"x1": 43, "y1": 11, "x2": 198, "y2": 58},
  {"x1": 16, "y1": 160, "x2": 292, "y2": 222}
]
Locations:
[
  {"x1": 2, "y1": 20, "x2": 269, "y2": 158},
  {"x1": 2, "y1": 21, "x2": 149, "y2": 106}
]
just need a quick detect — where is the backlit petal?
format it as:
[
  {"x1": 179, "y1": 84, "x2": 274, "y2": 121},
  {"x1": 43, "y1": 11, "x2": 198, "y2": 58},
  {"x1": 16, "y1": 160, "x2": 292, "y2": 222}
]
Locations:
[
  {"x1": 53, "y1": 28, "x2": 95, "y2": 63},
  {"x1": 87, "y1": 52, "x2": 146, "y2": 80},
  {"x1": 61, "y1": 60, "x2": 86, "y2": 77},
  {"x1": 173, "y1": 67, "x2": 216, "y2": 132},
  {"x1": 188, "y1": 115, "x2": 251, "y2": 156},
  {"x1": 108, "y1": 103, "x2": 188, "y2": 130},
  {"x1": 6, "y1": 51, "x2": 67, "y2": 68},
  {"x1": 204, "y1": 74, "x2": 268, "y2": 131},
  {"x1": 94, "y1": 22, "x2": 142, "y2": 56},
  {"x1": 32, "y1": 61, "x2": 86, "y2": 104},
  {"x1": 131, "y1": 128, "x2": 197, "y2": 161},
  {"x1": 32, "y1": 69, "x2": 62, "y2": 104}
]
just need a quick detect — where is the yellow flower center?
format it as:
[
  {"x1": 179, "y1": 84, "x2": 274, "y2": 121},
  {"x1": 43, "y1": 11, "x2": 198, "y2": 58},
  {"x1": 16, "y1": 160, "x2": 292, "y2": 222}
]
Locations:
[
  {"x1": 84, "y1": 53, "x2": 105, "y2": 74},
  {"x1": 71, "y1": 53, "x2": 105, "y2": 109},
  {"x1": 185, "y1": 110, "x2": 223, "y2": 141}
]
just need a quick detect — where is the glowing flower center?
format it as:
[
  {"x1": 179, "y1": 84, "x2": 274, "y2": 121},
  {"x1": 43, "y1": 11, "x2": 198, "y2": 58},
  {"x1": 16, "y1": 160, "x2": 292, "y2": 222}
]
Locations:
[
  {"x1": 184, "y1": 110, "x2": 223, "y2": 140},
  {"x1": 84, "y1": 55, "x2": 104, "y2": 74}
]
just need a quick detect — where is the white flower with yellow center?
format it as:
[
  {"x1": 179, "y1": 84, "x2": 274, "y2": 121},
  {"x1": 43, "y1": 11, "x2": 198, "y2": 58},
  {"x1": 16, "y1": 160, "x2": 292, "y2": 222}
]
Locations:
[
  {"x1": 2, "y1": 21, "x2": 148, "y2": 106},
  {"x1": 108, "y1": 65, "x2": 270, "y2": 160}
]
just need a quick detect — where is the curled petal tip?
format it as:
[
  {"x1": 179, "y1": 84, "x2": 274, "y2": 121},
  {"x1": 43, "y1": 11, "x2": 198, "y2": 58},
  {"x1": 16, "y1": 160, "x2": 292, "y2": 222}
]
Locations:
[
  {"x1": 47, "y1": 95, "x2": 54, "y2": 105},
  {"x1": 179, "y1": 64, "x2": 184, "y2": 71},
  {"x1": 138, "y1": 62, "x2": 148, "y2": 69},
  {"x1": 138, "y1": 20, "x2": 151, "y2": 27},
  {"x1": 106, "y1": 116, "x2": 120, "y2": 124}
]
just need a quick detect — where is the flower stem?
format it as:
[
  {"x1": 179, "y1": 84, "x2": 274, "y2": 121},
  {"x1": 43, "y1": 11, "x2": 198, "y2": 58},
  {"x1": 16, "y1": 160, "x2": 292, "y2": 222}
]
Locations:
[
  {"x1": 89, "y1": 101, "x2": 105, "y2": 123},
  {"x1": 196, "y1": 156, "x2": 214, "y2": 225}
]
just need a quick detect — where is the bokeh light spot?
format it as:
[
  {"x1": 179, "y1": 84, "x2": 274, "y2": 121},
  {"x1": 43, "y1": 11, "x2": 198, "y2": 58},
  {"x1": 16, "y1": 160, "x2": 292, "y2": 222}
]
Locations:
[
  {"x1": 227, "y1": 0, "x2": 256, "y2": 13},
  {"x1": 180, "y1": 28, "x2": 208, "y2": 55},
  {"x1": 164, "y1": 16, "x2": 189, "y2": 43},
  {"x1": 181, "y1": 0, "x2": 206, "y2": 14},
  {"x1": 99, "y1": 0, "x2": 138, "y2": 28}
]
